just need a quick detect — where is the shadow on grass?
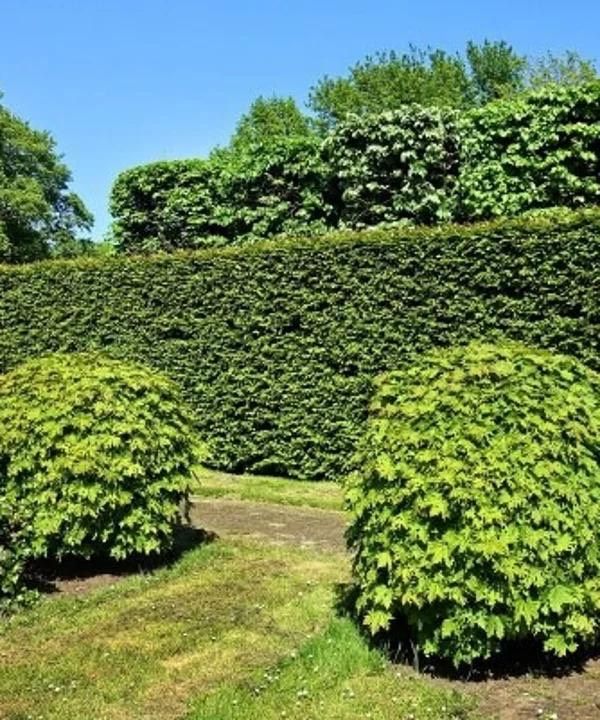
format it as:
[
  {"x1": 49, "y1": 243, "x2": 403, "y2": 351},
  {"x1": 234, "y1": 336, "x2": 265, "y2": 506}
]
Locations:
[
  {"x1": 27, "y1": 525, "x2": 217, "y2": 596},
  {"x1": 334, "y1": 581, "x2": 600, "y2": 682}
]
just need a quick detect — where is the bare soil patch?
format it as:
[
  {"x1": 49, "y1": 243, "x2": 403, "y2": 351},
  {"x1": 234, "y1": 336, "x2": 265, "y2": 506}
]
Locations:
[
  {"x1": 29, "y1": 526, "x2": 213, "y2": 596},
  {"x1": 188, "y1": 497, "x2": 348, "y2": 552},
  {"x1": 460, "y1": 664, "x2": 600, "y2": 719}
]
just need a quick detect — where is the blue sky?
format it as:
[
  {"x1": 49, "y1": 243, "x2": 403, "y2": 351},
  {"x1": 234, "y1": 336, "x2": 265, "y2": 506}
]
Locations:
[{"x1": 1, "y1": 0, "x2": 599, "y2": 238}]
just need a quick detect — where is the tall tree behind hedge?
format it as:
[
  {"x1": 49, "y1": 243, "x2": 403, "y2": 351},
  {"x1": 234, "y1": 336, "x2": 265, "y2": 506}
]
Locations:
[
  {"x1": 465, "y1": 39, "x2": 527, "y2": 104},
  {"x1": 0, "y1": 93, "x2": 92, "y2": 263},
  {"x1": 308, "y1": 41, "x2": 596, "y2": 127},
  {"x1": 308, "y1": 46, "x2": 472, "y2": 129},
  {"x1": 226, "y1": 96, "x2": 314, "y2": 153},
  {"x1": 527, "y1": 51, "x2": 599, "y2": 90}
]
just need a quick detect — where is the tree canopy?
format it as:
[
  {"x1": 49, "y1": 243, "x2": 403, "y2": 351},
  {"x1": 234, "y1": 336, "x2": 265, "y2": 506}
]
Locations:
[
  {"x1": 226, "y1": 96, "x2": 314, "y2": 153},
  {"x1": 0, "y1": 93, "x2": 92, "y2": 263},
  {"x1": 308, "y1": 41, "x2": 597, "y2": 127}
]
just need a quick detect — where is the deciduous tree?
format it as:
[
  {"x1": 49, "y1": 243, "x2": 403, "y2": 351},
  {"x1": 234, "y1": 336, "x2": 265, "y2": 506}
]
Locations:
[{"x1": 0, "y1": 93, "x2": 92, "y2": 263}]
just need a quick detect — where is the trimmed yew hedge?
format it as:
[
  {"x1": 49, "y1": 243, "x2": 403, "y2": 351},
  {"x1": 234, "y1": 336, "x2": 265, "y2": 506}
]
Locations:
[{"x1": 1, "y1": 208, "x2": 599, "y2": 479}]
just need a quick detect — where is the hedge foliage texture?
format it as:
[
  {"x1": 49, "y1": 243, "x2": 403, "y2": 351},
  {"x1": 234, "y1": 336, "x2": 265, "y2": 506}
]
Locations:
[
  {"x1": 1, "y1": 208, "x2": 600, "y2": 479},
  {"x1": 110, "y1": 137, "x2": 333, "y2": 254},
  {"x1": 346, "y1": 342, "x2": 600, "y2": 665}
]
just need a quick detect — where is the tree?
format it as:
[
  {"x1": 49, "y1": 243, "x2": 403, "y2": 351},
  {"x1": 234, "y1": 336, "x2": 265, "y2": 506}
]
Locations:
[
  {"x1": 308, "y1": 41, "x2": 597, "y2": 127},
  {"x1": 0, "y1": 93, "x2": 92, "y2": 263},
  {"x1": 465, "y1": 39, "x2": 526, "y2": 104},
  {"x1": 308, "y1": 47, "x2": 471, "y2": 128},
  {"x1": 527, "y1": 50, "x2": 598, "y2": 90},
  {"x1": 227, "y1": 96, "x2": 314, "y2": 152}
]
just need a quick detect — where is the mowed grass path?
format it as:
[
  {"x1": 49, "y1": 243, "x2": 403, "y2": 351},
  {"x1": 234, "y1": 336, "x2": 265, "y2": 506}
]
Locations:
[
  {"x1": 192, "y1": 617, "x2": 475, "y2": 720},
  {"x1": 0, "y1": 540, "x2": 345, "y2": 720},
  {"x1": 0, "y1": 534, "x2": 477, "y2": 720},
  {"x1": 191, "y1": 467, "x2": 343, "y2": 511}
]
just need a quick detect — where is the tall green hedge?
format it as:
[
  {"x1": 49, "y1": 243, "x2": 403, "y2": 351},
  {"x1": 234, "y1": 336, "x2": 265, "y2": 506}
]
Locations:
[
  {"x1": 110, "y1": 137, "x2": 333, "y2": 254},
  {"x1": 110, "y1": 82, "x2": 600, "y2": 254},
  {"x1": 1, "y1": 208, "x2": 600, "y2": 479}
]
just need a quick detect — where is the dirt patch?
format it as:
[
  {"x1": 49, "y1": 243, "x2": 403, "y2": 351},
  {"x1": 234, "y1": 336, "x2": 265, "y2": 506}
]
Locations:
[
  {"x1": 31, "y1": 499, "x2": 346, "y2": 597},
  {"x1": 51, "y1": 572, "x2": 126, "y2": 595},
  {"x1": 457, "y1": 663, "x2": 600, "y2": 720},
  {"x1": 188, "y1": 497, "x2": 348, "y2": 553},
  {"x1": 30, "y1": 526, "x2": 213, "y2": 597}
]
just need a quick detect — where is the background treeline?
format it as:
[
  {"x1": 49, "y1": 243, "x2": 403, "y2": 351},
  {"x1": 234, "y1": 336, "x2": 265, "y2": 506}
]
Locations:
[
  {"x1": 1, "y1": 208, "x2": 599, "y2": 479},
  {"x1": 111, "y1": 81, "x2": 600, "y2": 253},
  {"x1": 1, "y1": 40, "x2": 597, "y2": 262}
]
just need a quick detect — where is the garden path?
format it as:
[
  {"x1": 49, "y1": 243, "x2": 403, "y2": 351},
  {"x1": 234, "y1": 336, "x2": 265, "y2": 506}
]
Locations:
[{"x1": 188, "y1": 497, "x2": 348, "y2": 553}]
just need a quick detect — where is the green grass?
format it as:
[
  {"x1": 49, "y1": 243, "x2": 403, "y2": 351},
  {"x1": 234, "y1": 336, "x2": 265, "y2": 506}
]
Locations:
[
  {"x1": 191, "y1": 617, "x2": 478, "y2": 720},
  {"x1": 0, "y1": 536, "x2": 480, "y2": 720},
  {"x1": 192, "y1": 467, "x2": 343, "y2": 512},
  {"x1": 0, "y1": 539, "x2": 347, "y2": 720}
]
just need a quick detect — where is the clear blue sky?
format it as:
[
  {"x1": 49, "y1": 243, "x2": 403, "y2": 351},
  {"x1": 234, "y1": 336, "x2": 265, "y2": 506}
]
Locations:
[{"x1": 1, "y1": 0, "x2": 599, "y2": 239}]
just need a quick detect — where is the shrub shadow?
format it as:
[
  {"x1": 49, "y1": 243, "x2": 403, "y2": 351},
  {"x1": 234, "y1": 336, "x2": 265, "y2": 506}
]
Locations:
[
  {"x1": 27, "y1": 525, "x2": 217, "y2": 595},
  {"x1": 334, "y1": 581, "x2": 600, "y2": 682}
]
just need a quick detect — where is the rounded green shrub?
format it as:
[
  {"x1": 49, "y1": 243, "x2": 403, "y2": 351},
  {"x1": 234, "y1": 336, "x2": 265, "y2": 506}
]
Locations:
[
  {"x1": 0, "y1": 353, "x2": 202, "y2": 560},
  {"x1": 346, "y1": 341, "x2": 600, "y2": 666}
]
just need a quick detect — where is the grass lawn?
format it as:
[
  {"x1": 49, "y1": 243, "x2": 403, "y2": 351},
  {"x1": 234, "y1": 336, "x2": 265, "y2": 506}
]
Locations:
[
  {"x1": 0, "y1": 536, "x2": 477, "y2": 720},
  {"x1": 192, "y1": 467, "x2": 343, "y2": 512},
  {"x1": 192, "y1": 617, "x2": 476, "y2": 720}
]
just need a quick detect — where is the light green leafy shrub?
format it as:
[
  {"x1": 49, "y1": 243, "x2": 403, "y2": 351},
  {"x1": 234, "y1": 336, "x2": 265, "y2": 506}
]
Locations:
[
  {"x1": 0, "y1": 353, "x2": 202, "y2": 560},
  {"x1": 346, "y1": 342, "x2": 600, "y2": 665},
  {"x1": 0, "y1": 507, "x2": 34, "y2": 615}
]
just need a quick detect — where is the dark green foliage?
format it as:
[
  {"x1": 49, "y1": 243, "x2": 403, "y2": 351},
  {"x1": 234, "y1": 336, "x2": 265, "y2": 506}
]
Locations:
[
  {"x1": 346, "y1": 342, "x2": 600, "y2": 665},
  {"x1": 111, "y1": 82, "x2": 600, "y2": 252},
  {"x1": 1, "y1": 209, "x2": 600, "y2": 480},
  {"x1": 0, "y1": 92, "x2": 93, "y2": 263},
  {"x1": 458, "y1": 82, "x2": 600, "y2": 219},
  {"x1": 110, "y1": 159, "x2": 224, "y2": 254},
  {"x1": 111, "y1": 137, "x2": 333, "y2": 254},
  {"x1": 0, "y1": 354, "x2": 201, "y2": 560},
  {"x1": 324, "y1": 106, "x2": 460, "y2": 227},
  {"x1": 212, "y1": 136, "x2": 334, "y2": 242}
]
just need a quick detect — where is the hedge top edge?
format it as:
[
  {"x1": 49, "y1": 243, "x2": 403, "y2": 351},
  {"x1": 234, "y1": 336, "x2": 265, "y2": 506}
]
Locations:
[{"x1": 1, "y1": 205, "x2": 598, "y2": 276}]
